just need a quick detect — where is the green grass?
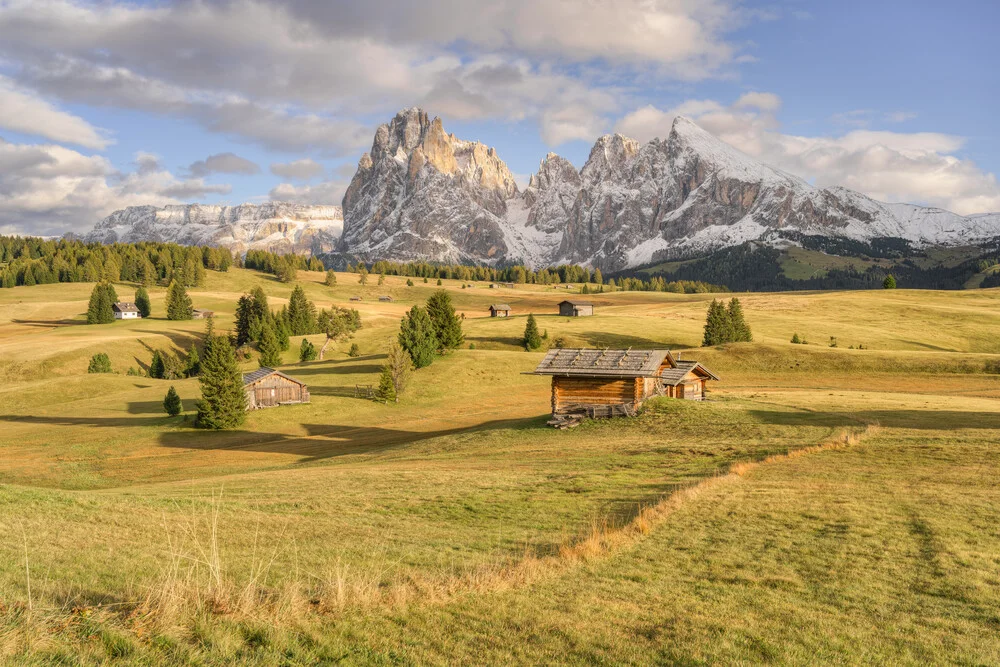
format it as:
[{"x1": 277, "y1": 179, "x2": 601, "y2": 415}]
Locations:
[{"x1": 1, "y1": 268, "x2": 1000, "y2": 663}]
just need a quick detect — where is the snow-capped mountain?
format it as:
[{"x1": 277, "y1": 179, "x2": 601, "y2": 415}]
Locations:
[
  {"x1": 85, "y1": 203, "x2": 343, "y2": 255},
  {"x1": 340, "y1": 110, "x2": 1000, "y2": 271}
]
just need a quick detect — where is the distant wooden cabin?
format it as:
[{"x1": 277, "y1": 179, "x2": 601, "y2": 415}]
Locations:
[
  {"x1": 242, "y1": 368, "x2": 310, "y2": 410},
  {"x1": 558, "y1": 300, "x2": 594, "y2": 317},
  {"x1": 112, "y1": 302, "x2": 140, "y2": 320},
  {"x1": 489, "y1": 304, "x2": 511, "y2": 317},
  {"x1": 349, "y1": 296, "x2": 362, "y2": 302},
  {"x1": 378, "y1": 295, "x2": 393, "y2": 302},
  {"x1": 530, "y1": 348, "x2": 718, "y2": 417},
  {"x1": 192, "y1": 309, "x2": 214, "y2": 319}
]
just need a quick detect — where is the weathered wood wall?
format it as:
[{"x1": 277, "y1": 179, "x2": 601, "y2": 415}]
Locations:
[
  {"x1": 246, "y1": 374, "x2": 309, "y2": 409},
  {"x1": 552, "y1": 376, "x2": 636, "y2": 414}
]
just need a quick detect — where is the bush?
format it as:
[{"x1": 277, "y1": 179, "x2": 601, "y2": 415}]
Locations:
[
  {"x1": 163, "y1": 386, "x2": 182, "y2": 416},
  {"x1": 300, "y1": 338, "x2": 318, "y2": 362},
  {"x1": 406, "y1": 279, "x2": 414, "y2": 286},
  {"x1": 790, "y1": 333, "x2": 802, "y2": 344},
  {"x1": 348, "y1": 343, "x2": 361, "y2": 357},
  {"x1": 436, "y1": 278, "x2": 442, "y2": 286},
  {"x1": 88, "y1": 353, "x2": 113, "y2": 373}
]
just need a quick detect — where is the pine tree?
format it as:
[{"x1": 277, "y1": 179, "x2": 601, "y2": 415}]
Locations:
[
  {"x1": 378, "y1": 273, "x2": 385, "y2": 285},
  {"x1": 523, "y1": 314, "x2": 542, "y2": 351},
  {"x1": 86, "y1": 283, "x2": 116, "y2": 324},
  {"x1": 883, "y1": 274, "x2": 897, "y2": 289},
  {"x1": 324, "y1": 269, "x2": 337, "y2": 286},
  {"x1": 727, "y1": 298, "x2": 753, "y2": 342},
  {"x1": 358, "y1": 265, "x2": 368, "y2": 284},
  {"x1": 257, "y1": 321, "x2": 282, "y2": 367},
  {"x1": 135, "y1": 286, "x2": 151, "y2": 318},
  {"x1": 299, "y1": 338, "x2": 318, "y2": 362},
  {"x1": 149, "y1": 350, "x2": 166, "y2": 379},
  {"x1": 398, "y1": 305, "x2": 437, "y2": 368},
  {"x1": 593, "y1": 268, "x2": 603, "y2": 285},
  {"x1": 374, "y1": 365, "x2": 396, "y2": 403},
  {"x1": 196, "y1": 335, "x2": 247, "y2": 430},
  {"x1": 87, "y1": 353, "x2": 112, "y2": 373},
  {"x1": 166, "y1": 280, "x2": 193, "y2": 320},
  {"x1": 275, "y1": 317, "x2": 291, "y2": 351},
  {"x1": 163, "y1": 386, "x2": 182, "y2": 416},
  {"x1": 425, "y1": 290, "x2": 464, "y2": 352},
  {"x1": 702, "y1": 299, "x2": 731, "y2": 347},
  {"x1": 287, "y1": 284, "x2": 317, "y2": 335},
  {"x1": 234, "y1": 294, "x2": 254, "y2": 347},
  {"x1": 185, "y1": 345, "x2": 201, "y2": 377}
]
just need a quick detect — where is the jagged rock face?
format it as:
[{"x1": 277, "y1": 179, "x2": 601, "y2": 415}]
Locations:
[
  {"x1": 340, "y1": 107, "x2": 519, "y2": 263},
  {"x1": 84, "y1": 203, "x2": 343, "y2": 255}
]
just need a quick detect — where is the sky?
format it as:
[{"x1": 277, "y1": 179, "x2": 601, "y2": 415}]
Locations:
[{"x1": 0, "y1": 0, "x2": 998, "y2": 236}]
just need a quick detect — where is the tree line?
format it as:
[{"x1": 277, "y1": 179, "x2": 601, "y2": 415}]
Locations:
[{"x1": 244, "y1": 249, "x2": 324, "y2": 283}]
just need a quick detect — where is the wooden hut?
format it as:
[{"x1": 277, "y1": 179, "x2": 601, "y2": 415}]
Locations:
[
  {"x1": 558, "y1": 300, "x2": 594, "y2": 317},
  {"x1": 112, "y1": 302, "x2": 140, "y2": 320},
  {"x1": 192, "y1": 308, "x2": 214, "y2": 319},
  {"x1": 489, "y1": 304, "x2": 511, "y2": 317},
  {"x1": 349, "y1": 296, "x2": 362, "y2": 302},
  {"x1": 242, "y1": 368, "x2": 310, "y2": 410},
  {"x1": 529, "y1": 348, "x2": 718, "y2": 419},
  {"x1": 378, "y1": 295, "x2": 394, "y2": 302}
]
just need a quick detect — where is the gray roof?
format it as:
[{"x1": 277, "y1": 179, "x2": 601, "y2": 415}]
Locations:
[
  {"x1": 242, "y1": 367, "x2": 307, "y2": 387},
  {"x1": 490, "y1": 304, "x2": 511, "y2": 311},
  {"x1": 112, "y1": 302, "x2": 139, "y2": 312},
  {"x1": 559, "y1": 300, "x2": 593, "y2": 307},
  {"x1": 532, "y1": 348, "x2": 674, "y2": 378},
  {"x1": 660, "y1": 360, "x2": 720, "y2": 385}
]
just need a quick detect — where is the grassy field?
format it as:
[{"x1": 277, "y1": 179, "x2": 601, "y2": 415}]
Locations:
[{"x1": 1, "y1": 269, "x2": 999, "y2": 664}]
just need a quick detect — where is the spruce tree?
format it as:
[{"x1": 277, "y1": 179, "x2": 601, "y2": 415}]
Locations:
[
  {"x1": 702, "y1": 299, "x2": 731, "y2": 347},
  {"x1": 257, "y1": 321, "x2": 282, "y2": 367},
  {"x1": 185, "y1": 345, "x2": 201, "y2": 377},
  {"x1": 87, "y1": 353, "x2": 112, "y2": 373},
  {"x1": 299, "y1": 338, "x2": 318, "y2": 362},
  {"x1": 398, "y1": 305, "x2": 437, "y2": 368},
  {"x1": 234, "y1": 294, "x2": 254, "y2": 346},
  {"x1": 86, "y1": 283, "x2": 116, "y2": 324},
  {"x1": 425, "y1": 290, "x2": 464, "y2": 352},
  {"x1": 883, "y1": 274, "x2": 897, "y2": 289},
  {"x1": 727, "y1": 298, "x2": 753, "y2": 342},
  {"x1": 163, "y1": 386, "x2": 182, "y2": 416},
  {"x1": 324, "y1": 269, "x2": 337, "y2": 286},
  {"x1": 149, "y1": 350, "x2": 166, "y2": 379},
  {"x1": 358, "y1": 266, "x2": 368, "y2": 284},
  {"x1": 287, "y1": 284, "x2": 317, "y2": 335},
  {"x1": 374, "y1": 365, "x2": 397, "y2": 403},
  {"x1": 166, "y1": 280, "x2": 193, "y2": 320},
  {"x1": 523, "y1": 314, "x2": 542, "y2": 351},
  {"x1": 196, "y1": 335, "x2": 247, "y2": 430},
  {"x1": 135, "y1": 286, "x2": 151, "y2": 318}
]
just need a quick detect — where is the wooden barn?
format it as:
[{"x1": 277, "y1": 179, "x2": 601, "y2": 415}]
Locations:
[
  {"x1": 112, "y1": 302, "x2": 140, "y2": 320},
  {"x1": 489, "y1": 304, "x2": 511, "y2": 317},
  {"x1": 192, "y1": 308, "x2": 214, "y2": 319},
  {"x1": 530, "y1": 348, "x2": 718, "y2": 420},
  {"x1": 378, "y1": 295, "x2": 394, "y2": 302},
  {"x1": 558, "y1": 300, "x2": 594, "y2": 317},
  {"x1": 242, "y1": 368, "x2": 310, "y2": 410}
]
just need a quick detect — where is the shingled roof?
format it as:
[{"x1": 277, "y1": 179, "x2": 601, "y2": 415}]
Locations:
[
  {"x1": 242, "y1": 367, "x2": 307, "y2": 386},
  {"x1": 531, "y1": 348, "x2": 675, "y2": 378},
  {"x1": 490, "y1": 304, "x2": 511, "y2": 311},
  {"x1": 112, "y1": 302, "x2": 139, "y2": 313},
  {"x1": 660, "y1": 360, "x2": 717, "y2": 384}
]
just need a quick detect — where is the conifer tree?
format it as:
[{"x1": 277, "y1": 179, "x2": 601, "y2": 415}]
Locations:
[
  {"x1": 883, "y1": 274, "x2": 897, "y2": 289},
  {"x1": 163, "y1": 386, "x2": 182, "y2": 416},
  {"x1": 149, "y1": 350, "x2": 166, "y2": 379},
  {"x1": 166, "y1": 280, "x2": 193, "y2": 320},
  {"x1": 324, "y1": 269, "x2": 337, "y2": 286},
  {"x1": 702, "y1": 299, "x2": 731, "y2": 347},
  {"x1": 383, "y1": 339, "x2": 412, "y2": 399},
  {"x1": 287, "y1": 284, "x2": 317, "y2": 335},
  {"x1": 86, "y1": 283, "x2": 116, "y2": 324},
  {"x1": 257, "y1": 321, "x2": 282, "y2": 367},
  {"x1": 398, "y1": 305, "x2": 437, "y2": 368},
  {"x1": 87, "y1": 353, "x2": 112, "y2": 373},
  {"x1": 299, "y1": 338, "x2": 318, "y2": 362},
  {"x1": 275, "y1": 317, "x2": 291, "y2": 351},
  {"x1": 523, "y1": 314, "x2": 542, "y2": 351},
  {"x1": 358, "y1": 265, "x2": 368, "y2": 284},
  {"x1": 196, "y1": 335, "x2": 246, "y2": 430},
  {"x1": 374, "y1": 365, "x2": 396, "y2": 403},
  {"x1": 185, "y1": 345, "x2": 201, "y2": 377},
  {"x1": 727, "y1": 298, "x2": 753, "y2": 342},
  {"x1": 135, "y1": 286, "x2": 151, "y2": 318},
  {"x1": 234, "y1": 294, "x2": 254, "y2": 346},
  {"x1": 593, "y1": 268, "x2": 603, "y2": 285},
  {"x1": 425, "y1": 290, "x2": 464, "y2": 352}
]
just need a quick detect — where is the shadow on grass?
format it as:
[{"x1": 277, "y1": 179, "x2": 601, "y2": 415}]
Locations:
[
  {"x1": 134, "y1": 329, "x2": 203, "y2": 352},
  {"x1": 578, "y1": 331, "x2": 687, "y2": 350},
  {"x1": 749, "y1": 408, "x2": 1000, "y2": 430},
  {"x1": 156, "y1": 416, "x2": 550, "y2": 462},
  {"x1": 12, "y1": 318, "x2": 83, "y2": 328}
]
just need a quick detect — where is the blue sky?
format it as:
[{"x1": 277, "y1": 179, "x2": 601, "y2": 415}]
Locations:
[{"x1": 0, "y1": 0, "x2": 997, "y2": 235}]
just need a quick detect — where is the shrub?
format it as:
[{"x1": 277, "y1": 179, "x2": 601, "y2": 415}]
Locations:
[
  {"x1": 406, "y1": 279, "x2": 414, "y2": 286},
  {"x1": 348, "y1": 343, "x2": 361, "y2": 357},
  {"x1": 163, "y1": 386, "x2": 182, "y2": 416},
  {"x1": 790, "y1": 333, "x2": 802, "y2": 344},
  {"x1": 436, "y1": 278, "x2": 442, "y2": 286},
  {"x1": 829, "y1": 336, "x2": 838, "y2": 348},
  {"x1": 300, "y1": 338, "x2": 318, "y2": 362},
  {"x1": 88, "y1": 353, "x2": 112, "y2": 373}
]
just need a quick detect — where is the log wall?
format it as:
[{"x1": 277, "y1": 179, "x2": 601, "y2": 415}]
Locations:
[{"x1": 246, "y1": 374, "x2": 309, "y2": 409}]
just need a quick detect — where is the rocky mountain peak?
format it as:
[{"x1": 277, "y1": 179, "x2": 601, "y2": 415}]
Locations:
[{"x1": 581, "y1": 133, "x2": 641, "y2": 184}]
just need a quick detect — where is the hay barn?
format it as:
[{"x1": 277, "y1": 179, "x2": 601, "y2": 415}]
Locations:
[
  {"x1": 558, "y1": 300, "x2": 593, "y2": 317},
  {"x1": 489, "y1": 304, "x2": 511, "y2": 317},
  {"x1": 530, "y1": 348, "x2": 718, "y2": 418},
  {"x1": 192, "y1": 309, "x2": 214, "y2": 319},
  {"x1": 243, "y1": 368, "x2": 310, "y2": 410}
]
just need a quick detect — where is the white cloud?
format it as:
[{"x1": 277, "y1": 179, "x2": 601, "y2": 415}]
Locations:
[
  {"x1": 270, "y1": 159, "x2": 324, "y2": 181},
  {"x1": 269, "y1": 180, "x2": 348, "y2": 206},
  {"x1": 0, "y1": 142, "x2": 231, "y2": 235},
  {"x1": 614, "y1": 95, "x2": 1000, "y2": 215},
  {"x1": 186, "y1": 152, "x2": 260, "y2": 177},
  {"x1": 0, "y1": 75, "x2": 110, "y2": 149}
]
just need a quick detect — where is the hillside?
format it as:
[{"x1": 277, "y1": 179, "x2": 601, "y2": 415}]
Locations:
[{"x1": 1, "y1": 271, "x2": 1000, "y2": 662}]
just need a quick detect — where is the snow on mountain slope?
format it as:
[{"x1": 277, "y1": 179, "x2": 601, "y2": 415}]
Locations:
[{"x1": 85, "y1": 203, "x2": 343, "y2": 255}]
